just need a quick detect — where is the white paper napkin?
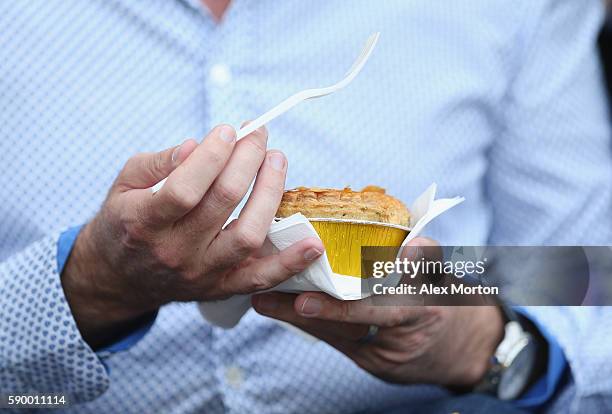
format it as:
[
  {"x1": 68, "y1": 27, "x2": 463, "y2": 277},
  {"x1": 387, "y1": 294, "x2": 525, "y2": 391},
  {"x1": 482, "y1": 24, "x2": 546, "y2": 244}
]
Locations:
[{"x1": 198, "y1": 183, "x2": 464, "y2": 328}]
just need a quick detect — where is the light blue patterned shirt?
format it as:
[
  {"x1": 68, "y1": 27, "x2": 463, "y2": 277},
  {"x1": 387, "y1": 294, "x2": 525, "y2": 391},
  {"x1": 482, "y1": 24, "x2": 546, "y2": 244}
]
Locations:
[{"x1": 1, "y1": 1, "x2": 611, "y2": 413}]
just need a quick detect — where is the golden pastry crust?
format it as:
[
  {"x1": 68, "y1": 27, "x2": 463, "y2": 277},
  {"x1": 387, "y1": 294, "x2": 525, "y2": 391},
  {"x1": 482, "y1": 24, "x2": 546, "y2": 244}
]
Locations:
[{"x1": 276, "y1": 186, "x2": 410, "y2": 226}]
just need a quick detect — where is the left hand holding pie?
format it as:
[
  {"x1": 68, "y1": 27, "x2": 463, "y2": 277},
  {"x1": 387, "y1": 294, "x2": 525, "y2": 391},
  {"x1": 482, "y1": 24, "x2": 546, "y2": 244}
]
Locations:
[{"x1": 252, "y1": 237, "x2": 504, "y2": 388}]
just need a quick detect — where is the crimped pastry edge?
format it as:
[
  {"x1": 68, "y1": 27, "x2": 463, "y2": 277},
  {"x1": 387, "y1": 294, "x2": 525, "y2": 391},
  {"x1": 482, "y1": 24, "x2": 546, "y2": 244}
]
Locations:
[{"x1": 276, "y1": 186, "x2": 410, "y2": 227}]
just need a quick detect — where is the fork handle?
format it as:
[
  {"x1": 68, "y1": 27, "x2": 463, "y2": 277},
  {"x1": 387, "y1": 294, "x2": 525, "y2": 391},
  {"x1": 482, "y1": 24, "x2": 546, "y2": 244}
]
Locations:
[
  {"x1": 236, "y1": 91, "x2": 307, "y2": 140},
  {"x1": 151, "y1": 91, "x2": 307, "y2": 193}
]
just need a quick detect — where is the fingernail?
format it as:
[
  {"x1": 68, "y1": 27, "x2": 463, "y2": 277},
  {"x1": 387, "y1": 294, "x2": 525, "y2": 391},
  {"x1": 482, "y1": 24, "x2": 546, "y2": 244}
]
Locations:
[
  {"x1": 304, "y1": 247, "x2": 323, "y2": 261},
  {"x1": 254, "y1": 294, "x2": 278, "y2": 313},
  {"x1": 219, "y1": 125, "x2": 236, "y2": 143},
  {"x1": 300, "y1": 297, "x2": 322, "y2": 316},
  {"x1": 171, "y1": 144, "x2": 182, "y2": 163},
  {"x1": 256, "y1": 125, "x2": 267, "y2": 136},
  {"x1": 402, "y1": 245, "x2": 421, "y2": 262},
  {"x1": 268, "y1": 152, "x2": 286, "y2": 171}
]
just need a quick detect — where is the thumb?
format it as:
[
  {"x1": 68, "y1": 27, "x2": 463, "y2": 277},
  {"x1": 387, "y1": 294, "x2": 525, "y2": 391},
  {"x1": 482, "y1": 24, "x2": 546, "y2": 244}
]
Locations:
[
  {"x1": 116, "y1": 139, "x2": 198, "y2": 190},
  {"x1": 401, "y1": 236, "x2": 443, "y2": 262}
]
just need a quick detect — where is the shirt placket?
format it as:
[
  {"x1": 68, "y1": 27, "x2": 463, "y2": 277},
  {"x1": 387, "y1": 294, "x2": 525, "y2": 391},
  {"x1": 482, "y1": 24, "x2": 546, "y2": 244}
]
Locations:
[
  {"x1": 202, "y1": 1, "x2": 258, "y2": 412},
  {"x1": 202, "y1": 0, "x2": 255, "y2": 131}
]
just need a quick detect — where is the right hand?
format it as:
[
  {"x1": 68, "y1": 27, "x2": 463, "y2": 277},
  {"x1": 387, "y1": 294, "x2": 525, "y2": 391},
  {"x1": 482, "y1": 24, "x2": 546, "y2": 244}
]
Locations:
[{"x1": 62, "y1": 124, "x2": 324, "y2": 346}]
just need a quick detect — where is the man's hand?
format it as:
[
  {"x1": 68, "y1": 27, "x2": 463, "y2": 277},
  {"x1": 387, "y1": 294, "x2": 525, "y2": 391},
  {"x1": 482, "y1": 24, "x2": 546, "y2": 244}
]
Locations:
[
  {"x1": 252, "y1": 237, "x2": 504, "y2": 388},
  {"x1": 62, "y1": 124, "x2": 324, "y2": 347}
]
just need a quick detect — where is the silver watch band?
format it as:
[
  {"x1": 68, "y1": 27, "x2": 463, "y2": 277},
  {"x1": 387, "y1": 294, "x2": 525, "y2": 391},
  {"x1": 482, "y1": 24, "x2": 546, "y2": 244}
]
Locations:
[{"x1": 473, "y1": 307, "x2": 536, "y2": 399}]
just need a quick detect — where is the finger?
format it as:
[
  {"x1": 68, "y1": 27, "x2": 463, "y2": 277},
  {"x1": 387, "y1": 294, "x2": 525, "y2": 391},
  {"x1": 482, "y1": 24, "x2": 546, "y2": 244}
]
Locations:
[
  {"x1": 220, "y1": 237, "x2": 324, "y2": 295},
  {"x1": 185, "y1": 125, "x2": 268, "y2": 233},
  {"x1": 148, "y1": 124, "x2": 236, "y2": 225},
  {"x1": 223, "y1": 218, "x2": 278, "y2": 258},
  {"x1": 252, "y1": 292, "x2": 368, "y2": 342},
  {"x1": 208, "y1": 150, "x2": 286, "y2": 261},
  {"x1": 289, "y1": 292, "x2": 428, "y2": 327},
  {"x1": 116, "y1": 139, "x2": 198, "y2": 190},
  {"x1": 401, "y1": 236, "x2": 443, "y2": 262},
  {"x1": 398, "y1": 236, "x2": 444, "y2": 285}
]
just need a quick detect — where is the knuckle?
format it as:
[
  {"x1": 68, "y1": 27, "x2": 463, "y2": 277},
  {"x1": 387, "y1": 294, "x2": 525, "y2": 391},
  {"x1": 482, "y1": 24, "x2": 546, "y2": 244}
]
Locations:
[
  {"x1": 242, "y1": 135, "x2": 267, "y2": 158},
  {"x1": 381, "y1": 309, "x2": 406, "y2": 328},
  {"x1": 280, "y1": 257, "x2": 303, "y2": 275},
  {"x1": 403, "y1": 331, "x2": 427, "y2": 355},
  {"x1": 152, "y1": 246, "x2": 185, "y2": 273},
  {"x1": 427, "y1": 306, "x2": 445, "y2": 319},
  {"x1": 339, "y1": 302, "x2": 352, "y2": 322},
  {"x1": 210, "y1": 182, "x2": 243, "y2": 206},
  {"x1": 370, "y1": 346, "x2": 412, "y2": 369},
  {"x1": 246, "y1": 270, "x2": 272, "y2": 292},
  {"x1": 234, "y1": 226, "x2": 265, "y2": 252},
  {"x1": 119, "y1": 213, "x2": 149, "y2": 246},
  {"x1": 150, "y1": 151, "x2": 168, "y2": 176},
  {"x1": 178, "y1": 269, "x2": 201, "y2": 283},
  {"x1": 165, "y1": 182, "x2": 201, "y2": 211}
]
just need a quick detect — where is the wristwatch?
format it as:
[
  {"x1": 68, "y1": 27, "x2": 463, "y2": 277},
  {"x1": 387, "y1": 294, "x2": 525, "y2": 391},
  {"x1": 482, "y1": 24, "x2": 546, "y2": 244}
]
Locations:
[{"x1": 474, "y1": 306, "x2": 544, "y2": 400}]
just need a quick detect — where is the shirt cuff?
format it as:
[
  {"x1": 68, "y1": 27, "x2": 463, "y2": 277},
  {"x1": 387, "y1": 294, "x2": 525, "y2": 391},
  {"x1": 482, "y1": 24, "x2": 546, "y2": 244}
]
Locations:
[
  {"x1": 513, "y1": 307, "x2": 569, "y2": 409},
  {"x1": 57, "y1": 225, "x2": 84, "y2": 274},
  {"x1": 96, "y1": 311, "x2": 158, "y2": 355},
  {"x1": 57, "y1": 225, "x2": 157, "y2": 357}
]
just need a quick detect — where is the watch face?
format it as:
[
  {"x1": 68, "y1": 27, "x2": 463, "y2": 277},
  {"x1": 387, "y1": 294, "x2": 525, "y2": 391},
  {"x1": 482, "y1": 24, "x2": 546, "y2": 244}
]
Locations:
[{"x1": 498, "y1": 341, "x2": 537, "y2": 401}]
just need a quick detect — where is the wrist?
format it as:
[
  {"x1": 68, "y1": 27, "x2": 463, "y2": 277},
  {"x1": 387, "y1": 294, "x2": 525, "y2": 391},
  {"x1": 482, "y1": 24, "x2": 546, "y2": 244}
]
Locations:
[
  {"x1": 448, "y1": 306, "x2": 505, "y2": 388},
  {"x1": 61, "y1": 221, "x2": 156, "y2": 347},
  {"x1": 467, "y1": 307, "x2": 546, "y2": 400}
]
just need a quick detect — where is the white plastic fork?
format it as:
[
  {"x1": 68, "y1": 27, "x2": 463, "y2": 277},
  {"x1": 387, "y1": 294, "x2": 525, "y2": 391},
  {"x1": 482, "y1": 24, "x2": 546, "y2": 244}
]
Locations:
[{"x1": 152, "y1": 32, "x2": 380, "y2": 193}]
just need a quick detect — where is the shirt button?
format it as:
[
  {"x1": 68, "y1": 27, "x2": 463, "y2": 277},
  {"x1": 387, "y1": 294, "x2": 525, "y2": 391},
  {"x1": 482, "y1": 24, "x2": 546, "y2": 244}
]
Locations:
[
  {"x1": 224, "y1": 364, "x2": 245, "y2": 388},
  {"x1": 209, "y1": 63, "x2": 232, "y2": 86}
]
